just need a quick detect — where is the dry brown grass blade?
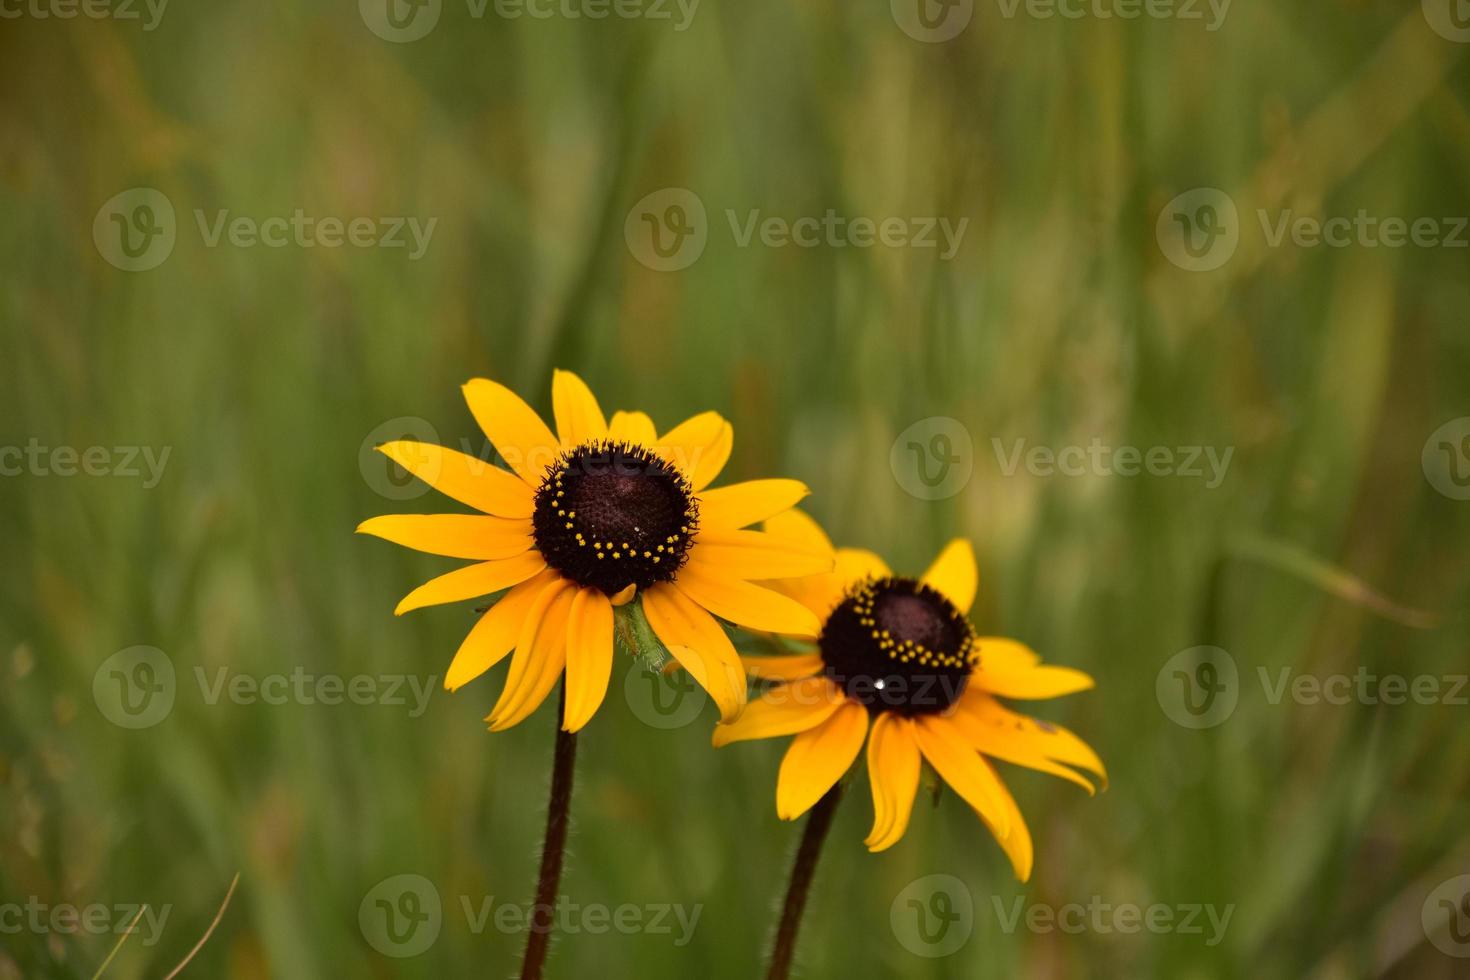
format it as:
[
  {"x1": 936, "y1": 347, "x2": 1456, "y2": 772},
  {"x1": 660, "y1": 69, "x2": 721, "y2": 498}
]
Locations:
[
  {"x1": 89, "y1": 905, "x2": 148, "y2": 980},
  {"x1": 162, "y1": 872, "x2": 241, "y2": 980}
]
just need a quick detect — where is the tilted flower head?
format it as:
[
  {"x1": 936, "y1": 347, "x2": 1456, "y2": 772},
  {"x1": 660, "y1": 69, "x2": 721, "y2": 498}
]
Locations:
[
  {"x1": 359, "y1": 371, "x2": 832, "y2": 733},
  {"x1": 712, "y1": 510, "x2": 1104, "y2": 881}
]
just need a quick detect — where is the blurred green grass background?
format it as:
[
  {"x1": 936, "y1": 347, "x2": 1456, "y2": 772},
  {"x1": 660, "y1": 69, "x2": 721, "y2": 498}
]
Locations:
[{"x1": 3, "y1": 1, "x2": 1470, "y2": 976}]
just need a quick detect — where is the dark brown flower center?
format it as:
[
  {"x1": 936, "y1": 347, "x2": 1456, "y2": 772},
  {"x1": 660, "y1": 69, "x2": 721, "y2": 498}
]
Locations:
[
  {"x1": 532, "y1": 441, "x2": 698, "y2": 595},
  {"x1": 818, "y1": 576, "x2": 977, "y2": 716}
]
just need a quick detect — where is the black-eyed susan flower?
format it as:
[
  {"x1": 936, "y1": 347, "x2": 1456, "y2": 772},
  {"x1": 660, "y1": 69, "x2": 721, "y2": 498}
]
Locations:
[
  {"x1": 359, "y1": 370, "x2": 831, "y2": 733},
  {"x1": 714, "y1": 510, "x2": 1104, "y2": 882}
]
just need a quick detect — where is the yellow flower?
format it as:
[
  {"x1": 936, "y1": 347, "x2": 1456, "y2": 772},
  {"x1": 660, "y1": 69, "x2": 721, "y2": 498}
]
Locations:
[
  {"x1": 712, "y1": 511, "x2": 1104, "y2": 881},
  {"x1": 359, "y1": 370, "x2": 832, "y2": 732}
]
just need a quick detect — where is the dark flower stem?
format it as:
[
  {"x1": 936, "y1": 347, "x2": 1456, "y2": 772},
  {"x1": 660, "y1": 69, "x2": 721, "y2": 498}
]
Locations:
[
  {"x1": 520, "y1": 682, "x2": 577, "y2": 980},
  {"x1": 766, "y1": 784, "x2": 843, "y2": 980}
]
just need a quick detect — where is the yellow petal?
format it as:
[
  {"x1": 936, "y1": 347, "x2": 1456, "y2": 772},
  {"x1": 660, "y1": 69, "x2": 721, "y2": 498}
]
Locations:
[
  {"x1": 973, "y1": 636, "x2": 1041, "y2": 671},
  {"x1": 689, "y1": 420, "x2": 733, "y2": 491},
  {"x1": 609, "y1": 583, "x2": 637, "y2": 606},
  {"x1": 551, "y1": 369, "x2": 608, "y2": 447},
  {"x1": 775, "y1": 701, "x2": 868, "y2": 820},
  {"x1": 913, "y1": 714, "x2": 1011, "y2": 839},
  {"x1": 770, "y1": 546, "x2": 893, "y2": 621},
  {"x1": 947, "y1": 698, "x2": 1096, "y2": 794},
  {"x1": 462, "y1": 378, "x2": 560, "y2": 486},
  {"x1": 955, "y1": 691, "x2": 1106, "y2": 786},
  {"x1": 766, "y1": 576, "x2": 847, "y2": 622},
  {"x1": 357, "y1": 514, "x2": 533, "y2": 561},
  {"x1": 972, "y1": 650, "x2": 1095, "y2": 700},
  {"x1": 710, "y1": 676, "x2": 845, "y2": 746},
  {"x1": 562, "y1": 588, "x2": 614, "y2": 732},
  {"x1": 674, "y1": 563, "x2": 821, "y2": 638},
  {"x1": 641, "y1": 584, "x2": 748, "y2": 723},
  {"x1": 394, "y1": 551, "x2": 547, "y2": 615},
  {"x1": 740, "y1": 653, "x2": 824, "y2": 681},
  {"x1": 688, "y1": 531, "x2": 833, "y2": 581},
  {"x1": 487, "y1": 579, "x2": 574, "y2": 730},
  {"x1": 608, "y1": 410, "x2": 657, "y2": 446},
  {"x1": 656, "y1": 411, "x2": 731, "y2": 490},
  {"x1": 444, "y1": 568, "x2": 560, "y2": 691},
  {"x1": 762, "y1": 508, "x2": 834, "y2": 555},
  {"x1": 697, "y1": 480, "x2": 811, "y2": 532},
  {"x1": 977, "y1": 759, "x2": 1034, "y2": 882},
  {"x1": 865, "y1": 714, "x2": 921, "y2": 852},
  {"x1": 837, "y1": 547, "x2": 891, "y2": 583},
  {"x1": 376, "y1": 441, "x2": 535, "y2": 518},
  {"x1": 921, "y1": 539, "x2": 978, "y2": 614}
]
